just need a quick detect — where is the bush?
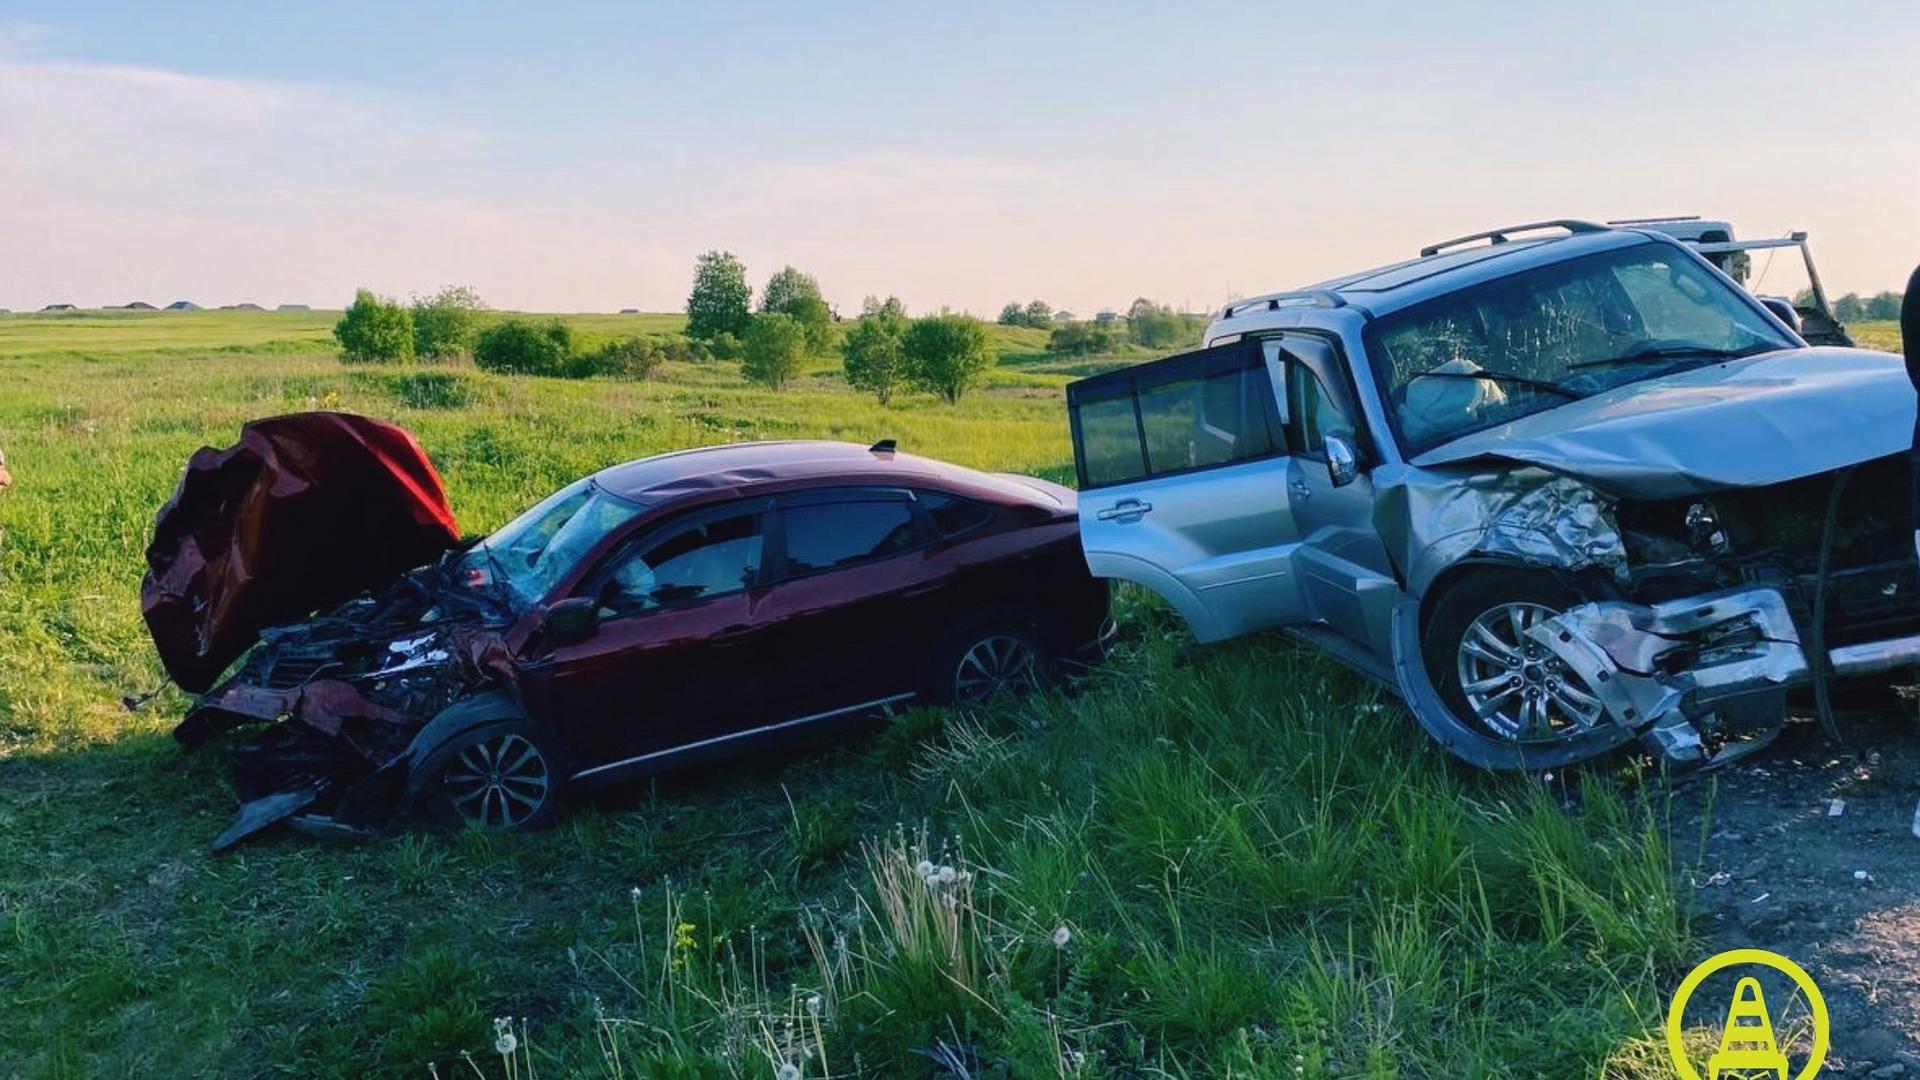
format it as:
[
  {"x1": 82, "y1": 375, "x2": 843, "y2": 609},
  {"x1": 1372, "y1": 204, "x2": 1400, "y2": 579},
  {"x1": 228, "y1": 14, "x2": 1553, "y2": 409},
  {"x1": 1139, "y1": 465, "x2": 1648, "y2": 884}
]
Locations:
[
  {"x1": 686, "y1": 251, "x2": 752, "y2": 341},
  {"x1": 1047, "y1": 320, "x2": 1117, "y2": 356},
  {"x1": 472, "y1": 318, "x2": 574, "y2": 376},
  {"x1": 1126, "y1": 298, "x2": 1195, "y2": 349},
  {"x1": 998, "y1": 299, "x2": 1055, "y2": 329},
  {"x1": 571, "y1": 335, "x2": 663, "y2": 379},
  {"x1": 333, "y1": 288, "x2": 414, "y2": 364},
  {"x1": 903, "y1": 314, "x2": 994, "y2": 404},
  {"x1": 741, "y1": 313, "x2": 807, "y2": 389},
  {"x1": 842, "y1": 296, "x2": 909, "y2": 404},
  {"x1": 410, "y1": 285, "x2": 485, "y2": 360}
]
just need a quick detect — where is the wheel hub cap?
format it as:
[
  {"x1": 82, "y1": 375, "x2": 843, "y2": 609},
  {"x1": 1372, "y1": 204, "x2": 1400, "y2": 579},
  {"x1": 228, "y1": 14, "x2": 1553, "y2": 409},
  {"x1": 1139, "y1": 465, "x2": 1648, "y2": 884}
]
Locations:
[
  {"x1": 954, "y1": 635, "x2": 1037, "y2": 703},
  {"x1": 443, "y1": 733, "x2": 550, "y2": 829},
  {"x1": 1457, "y1": 602, "x2": 1604, "y2": 742}
]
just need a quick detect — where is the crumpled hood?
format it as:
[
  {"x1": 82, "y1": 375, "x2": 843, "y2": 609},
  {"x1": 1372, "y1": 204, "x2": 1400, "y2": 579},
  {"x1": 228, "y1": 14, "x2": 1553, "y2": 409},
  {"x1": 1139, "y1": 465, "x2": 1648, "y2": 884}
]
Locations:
[
  {"x1": 1411, "y1": 348, "x2": 1916, "y2": 499},
  {"x1": 142, "y1": 412, "x2": 461, "y2": 693}
]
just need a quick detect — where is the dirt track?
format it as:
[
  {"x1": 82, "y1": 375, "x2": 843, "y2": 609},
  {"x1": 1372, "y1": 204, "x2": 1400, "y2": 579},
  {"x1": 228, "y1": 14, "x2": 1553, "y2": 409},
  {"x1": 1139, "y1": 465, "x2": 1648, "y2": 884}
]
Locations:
[{"x1": 1676, "y1": 706, "x2": 1920, "y2": 1073}]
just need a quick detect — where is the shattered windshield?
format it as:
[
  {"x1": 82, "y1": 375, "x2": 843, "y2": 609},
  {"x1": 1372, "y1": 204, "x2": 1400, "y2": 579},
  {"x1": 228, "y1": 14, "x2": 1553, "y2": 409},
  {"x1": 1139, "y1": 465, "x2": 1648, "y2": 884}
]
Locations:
[
  {"x1": 1372, "y1": 241, "x2": 1795, "y2": 455},
  {"x1": 460, "y1": 479, "x2": 645, "y2": 606}
]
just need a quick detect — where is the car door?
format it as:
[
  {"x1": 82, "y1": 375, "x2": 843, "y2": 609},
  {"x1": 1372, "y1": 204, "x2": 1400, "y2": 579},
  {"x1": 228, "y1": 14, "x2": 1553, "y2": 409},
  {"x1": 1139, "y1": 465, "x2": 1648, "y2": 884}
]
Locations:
[
  {"x1": 751, "y1": 487, "x2": 934, "y2": 721},
  {"x1": 1066, "y1": 339, "x2": 1308, "y2": 642},
  {"x1": 1268, "y1": 335, "x2": 1399, "y2": 658},
  {"x1": 517, "y1": 499, "x2": 776, "y2": 777}
]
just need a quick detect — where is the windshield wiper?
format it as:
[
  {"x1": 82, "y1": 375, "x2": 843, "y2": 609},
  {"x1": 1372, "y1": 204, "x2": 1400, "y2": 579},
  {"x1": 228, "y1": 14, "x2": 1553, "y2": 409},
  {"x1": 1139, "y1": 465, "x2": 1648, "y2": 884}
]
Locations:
[
  {"x1": 1567, "y1": 343, "x2": 1763, "y2": 371},
  {"x1": 1404, "y1": 369, "x2": 1585, "y2": 400}
]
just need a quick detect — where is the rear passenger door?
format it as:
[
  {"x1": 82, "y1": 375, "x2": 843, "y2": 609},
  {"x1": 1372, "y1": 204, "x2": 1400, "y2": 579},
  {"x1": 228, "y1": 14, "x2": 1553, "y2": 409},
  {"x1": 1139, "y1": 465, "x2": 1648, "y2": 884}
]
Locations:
[{"x1": 1066, "y1": 340, "x2": 1308, "y2": 642}]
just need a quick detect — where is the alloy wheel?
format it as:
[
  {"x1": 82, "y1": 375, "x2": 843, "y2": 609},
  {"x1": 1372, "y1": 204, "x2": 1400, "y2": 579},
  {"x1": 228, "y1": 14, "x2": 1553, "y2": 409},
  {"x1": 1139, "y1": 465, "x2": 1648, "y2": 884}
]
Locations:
[
  {"x1": 1455, "y1": 602, "x2": 1604, "y2": 742},
  {"x1": 952, "y1": 634, "x2": 1039, "y2": 704},
  {"x1": 442, "y1": 732, "x2": 552, "y2": 829}
]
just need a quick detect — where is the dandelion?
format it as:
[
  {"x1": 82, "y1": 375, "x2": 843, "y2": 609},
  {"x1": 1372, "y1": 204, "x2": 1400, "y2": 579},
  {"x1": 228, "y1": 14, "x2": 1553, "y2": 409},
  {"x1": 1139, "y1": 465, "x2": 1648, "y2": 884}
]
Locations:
[
  {"x1": 1052, "y1": 925, "x2": 1072, "y2": 948},
  {"x1": 937, "y1": 865, "x2": 957, "y2": 884},
  {"x1": 630, "y1": 885, "x2": 643, "y2": 900},
  {"x1": 806, "y1": 994, "x2": 822, "y2": 1014},
  {"x1": 777, "y1": 1064, "x2": 801, "y2": 1080},
  {"x1": 494, "y1": 1016, "x2": 518, "y2": 1055},
  {"x1": 925, "y1": 872, "x2": 942, "y2": 890},
  {"x1": 916, "y1": 859, "x2": 935, "y2": 876}
]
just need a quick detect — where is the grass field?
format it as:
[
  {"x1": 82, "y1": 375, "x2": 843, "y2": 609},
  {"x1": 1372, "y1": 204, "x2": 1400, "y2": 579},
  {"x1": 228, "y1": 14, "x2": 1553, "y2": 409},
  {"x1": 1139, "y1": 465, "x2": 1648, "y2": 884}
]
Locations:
[{"x1": 0, "y1": 311, "x2": 1902, "y2": 1077}]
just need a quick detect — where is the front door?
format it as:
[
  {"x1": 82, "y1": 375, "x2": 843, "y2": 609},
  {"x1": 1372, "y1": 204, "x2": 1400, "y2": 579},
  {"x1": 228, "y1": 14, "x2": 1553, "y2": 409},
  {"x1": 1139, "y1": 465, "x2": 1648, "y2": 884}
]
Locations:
[
  {"x1": 1066, "y1": 340, "x2": 1308, "y2": 642},
  {"x1": 518, "y1": 500, "x2": 775, "y2": 775}
]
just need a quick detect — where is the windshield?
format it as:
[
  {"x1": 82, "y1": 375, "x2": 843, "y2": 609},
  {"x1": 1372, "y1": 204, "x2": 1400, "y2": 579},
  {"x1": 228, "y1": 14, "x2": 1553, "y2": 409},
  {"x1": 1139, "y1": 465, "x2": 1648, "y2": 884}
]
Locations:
[
  {"x1": 1372, "y1": 241, "x2": 1796, "y2": 455},
  {"x1": 459, "y1": 479, "x2": 646, "y2": 606}
]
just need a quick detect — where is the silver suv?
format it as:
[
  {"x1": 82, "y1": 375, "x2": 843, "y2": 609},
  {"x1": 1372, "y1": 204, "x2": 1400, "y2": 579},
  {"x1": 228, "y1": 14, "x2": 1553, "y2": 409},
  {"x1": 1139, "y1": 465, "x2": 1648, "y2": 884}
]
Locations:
[{"x1": 1067, "y1": 220, "x2": 1917, "y2": 769}]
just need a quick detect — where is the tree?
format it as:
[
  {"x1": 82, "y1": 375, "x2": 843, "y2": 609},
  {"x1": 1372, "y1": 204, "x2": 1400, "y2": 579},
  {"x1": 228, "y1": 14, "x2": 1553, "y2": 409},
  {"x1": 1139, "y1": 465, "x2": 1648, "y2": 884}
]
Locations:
[
  {"x1": 760, "y1": 265, "x2": 823, "y2": 314},
  {"x1": 842, "y1": 296, "x2": 910, "y2": 404},
  {"x1": 1126, "y1": 297, "x2": 1190, "y2": 349},
  {"x1": 411, "y1": 285, "x2": 486, "y2": 360},
  {"x1": 1865, "y1": 290, "x2": 1903, "y2": 320},
  {"x1": 1022, "y1": 299, "x2": 1053, "y2": 328},
  {"x1": 1047, "y1": 321, "x2": 1117, "y2": 357},
  {"x1": 473, "y1": 318, "x2": 574, "y2": 376},
  {"x1": 1834, "y1": 293, "x2": 1865, "y2": 322},
  {"x1": 333, "y1": 288, "x2": 414, "y2": 364},
  {"x1": 903, "y1": 314, "x2": 994, "y2": 404},
  {"x1": 686, "y1": 251, "x2": 752, "y2": 340},
  {"x1": 741, "y1": 312, "x2": 806, "y2": 389},
  {"x1": 998, "y1": 302, "x2": 1026, "y2": 326}
]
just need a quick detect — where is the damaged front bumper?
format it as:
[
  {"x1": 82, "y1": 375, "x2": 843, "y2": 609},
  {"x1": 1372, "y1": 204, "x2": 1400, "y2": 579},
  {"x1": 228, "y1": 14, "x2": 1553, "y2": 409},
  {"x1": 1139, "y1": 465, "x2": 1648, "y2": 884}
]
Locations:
[{"x1": 1529, "y1": 586, "x2": 1920, "y2": 764}]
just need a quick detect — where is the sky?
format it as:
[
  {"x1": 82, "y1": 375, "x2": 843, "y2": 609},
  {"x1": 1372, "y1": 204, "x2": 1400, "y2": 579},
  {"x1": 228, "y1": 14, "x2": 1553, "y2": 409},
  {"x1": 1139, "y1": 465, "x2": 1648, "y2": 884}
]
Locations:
[{"x1": 2, "y1": 1, "x2": 1916, "y2": 315}]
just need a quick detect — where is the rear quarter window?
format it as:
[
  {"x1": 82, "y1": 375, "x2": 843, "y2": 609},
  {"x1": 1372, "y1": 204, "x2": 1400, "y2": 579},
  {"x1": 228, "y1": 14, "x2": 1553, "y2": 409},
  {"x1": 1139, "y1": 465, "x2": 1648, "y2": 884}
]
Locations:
[{"x1": 918, "y1": 491, "x2": 996, "y2": 536}]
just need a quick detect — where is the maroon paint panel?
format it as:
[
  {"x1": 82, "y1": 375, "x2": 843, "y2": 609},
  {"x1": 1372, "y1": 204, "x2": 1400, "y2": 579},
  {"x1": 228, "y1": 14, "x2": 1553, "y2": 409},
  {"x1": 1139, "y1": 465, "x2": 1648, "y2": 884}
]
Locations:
[{"x1": 142, "y1": 412, "x2": 461, "y2": 692}]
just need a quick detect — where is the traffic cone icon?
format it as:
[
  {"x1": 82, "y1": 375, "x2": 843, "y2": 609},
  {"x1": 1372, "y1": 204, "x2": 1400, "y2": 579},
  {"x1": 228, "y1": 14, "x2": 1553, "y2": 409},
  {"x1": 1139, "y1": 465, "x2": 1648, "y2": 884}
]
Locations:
[{"x1": 1707, "y1": 976, "x2": 1790, "y2": 1079}]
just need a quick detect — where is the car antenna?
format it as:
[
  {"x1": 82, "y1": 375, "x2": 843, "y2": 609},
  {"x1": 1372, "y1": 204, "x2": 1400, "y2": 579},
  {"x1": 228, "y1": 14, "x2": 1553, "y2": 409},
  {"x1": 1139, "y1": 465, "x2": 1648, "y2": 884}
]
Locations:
[{"x1": 869, "y1": 438, "x2": 897, "y2": 454}]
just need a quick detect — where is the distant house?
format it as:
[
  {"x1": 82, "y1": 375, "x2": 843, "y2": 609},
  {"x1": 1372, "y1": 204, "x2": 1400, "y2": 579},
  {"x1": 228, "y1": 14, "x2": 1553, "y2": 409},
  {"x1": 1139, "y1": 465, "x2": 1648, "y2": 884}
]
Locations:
[
  {"x1": 1053, "y1": 310, "x2": 1075, "y2": 323},
  {"x1": 276, "y1": 303, "x2": 311, "y2": 312},
  {"x1": 1092, "y1": 310, "x2": 1118, "y2": 324},
  {"x1": 41, "y1": 303, "x2": 76, "y2": 311},
  {"x1": 118, "y1": 301, "x2": 157, "y2": 310},
  {"x1": 165, "y1": 300, "x2": 201, "y2": 311},
  {"x1": 619, "y1": 308, "x2": 641, "y2": 314},
  {"x1": 220, "y1": 302, "x2": 265, "y2": 311}
]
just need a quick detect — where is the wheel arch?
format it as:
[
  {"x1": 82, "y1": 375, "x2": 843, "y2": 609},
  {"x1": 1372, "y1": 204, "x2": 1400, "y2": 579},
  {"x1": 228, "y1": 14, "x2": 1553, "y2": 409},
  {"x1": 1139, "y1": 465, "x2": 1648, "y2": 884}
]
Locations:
[
  {"x1": 396, "y1": 690, "x2": 536, "y2": 810},
  {"x1": 1081, "y1": 551, "x2": 1231, "y2": 642}
]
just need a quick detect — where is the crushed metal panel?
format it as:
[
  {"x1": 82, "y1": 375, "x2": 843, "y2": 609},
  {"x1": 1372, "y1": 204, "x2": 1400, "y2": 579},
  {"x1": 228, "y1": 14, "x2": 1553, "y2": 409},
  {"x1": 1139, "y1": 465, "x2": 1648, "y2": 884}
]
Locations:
[
  {"x1": 141, "y1": 412, "x2": 461, "y2": 692},
  {"x1": 1372, "y1": 463, "x2": 1625, "y2": 594}
]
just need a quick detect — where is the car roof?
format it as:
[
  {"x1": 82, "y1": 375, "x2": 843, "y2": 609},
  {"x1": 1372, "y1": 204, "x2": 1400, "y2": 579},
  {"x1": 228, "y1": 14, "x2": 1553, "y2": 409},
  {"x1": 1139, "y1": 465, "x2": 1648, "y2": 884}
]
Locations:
[
  {"x1": 1209, "y1": 227, "x2": 1663, "y2": 341},
  {"x1": 590, "y1": 440, "x2": 1063, "y2": 509}
]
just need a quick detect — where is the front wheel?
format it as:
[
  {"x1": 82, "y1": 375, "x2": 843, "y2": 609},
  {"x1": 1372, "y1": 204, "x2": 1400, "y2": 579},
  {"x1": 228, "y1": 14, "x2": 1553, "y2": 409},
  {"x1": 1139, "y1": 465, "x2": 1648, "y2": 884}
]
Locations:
[
  {"x1": 420, "y1": 720, "x2": 564, "y2": 831},
  {"x1": 1423, "y1": 572, "x2": 1608, "y2": 748}
]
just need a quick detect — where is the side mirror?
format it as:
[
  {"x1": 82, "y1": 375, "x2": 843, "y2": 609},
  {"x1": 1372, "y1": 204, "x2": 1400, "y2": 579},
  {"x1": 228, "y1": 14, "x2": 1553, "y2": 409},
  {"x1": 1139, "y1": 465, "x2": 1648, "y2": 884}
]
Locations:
[
  {"x1": 1324, "y1": 431, "x2": 1360, "y2": 488},
  {"x1": 541, "y1": 596, "x2": 600, "y2": 646},
  {"x1": 1757, "y1": 296, "x2": 1801, "y2": 331}
]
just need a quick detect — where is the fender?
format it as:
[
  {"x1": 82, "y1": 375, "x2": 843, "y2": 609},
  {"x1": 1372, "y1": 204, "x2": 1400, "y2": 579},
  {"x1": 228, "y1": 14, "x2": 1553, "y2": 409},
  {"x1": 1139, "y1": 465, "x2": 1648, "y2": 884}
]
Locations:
[
  {"x1": 394, "y1": 690, "x2": 531, "y2": 809},
  {"x1": 1080, "y1": 550, "x2": 1230, "y2": 643}
]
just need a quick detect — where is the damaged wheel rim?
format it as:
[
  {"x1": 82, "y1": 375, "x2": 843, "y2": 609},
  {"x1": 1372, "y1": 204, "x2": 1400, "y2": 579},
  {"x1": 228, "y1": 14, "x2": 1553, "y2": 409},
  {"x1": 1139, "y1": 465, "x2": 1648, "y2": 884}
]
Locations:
[
  {"x1": 1457, "y1": 602, "x2": 1604, "y2": 742},
  {"x1": 443, "y1": 733, "x2": 550, "y2": 829},
  {"x1": 954, "y1": 635, "x2": 1037, "y2": 703}
]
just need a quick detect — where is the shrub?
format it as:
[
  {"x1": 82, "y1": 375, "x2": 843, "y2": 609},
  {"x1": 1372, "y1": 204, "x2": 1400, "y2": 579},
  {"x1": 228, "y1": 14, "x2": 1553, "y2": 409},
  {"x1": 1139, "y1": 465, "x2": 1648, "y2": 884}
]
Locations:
[
  {"x1": 571, "y1": 335, "x2": 663, "y2": 379},
  {"x1": 333, "y1": 288, "x2": 414, "y2": 364},
  {"x1": 998, "y1": 299, "x2": 1055, "y2": 329},
  {"x1": 1126, "y1": 298, "x2": 1196, "y2": 349},
  {"x1": 1047, "y1": 321, "x2": 1118, "y2": 356},
  {"x1": 841, "y1": 296, "x2": 909, "y2": 404},
  {"x1": 741, "y1": 313, "x2": 807, "y2": 389},
  {"x1": 903, "y1": 314, "x2": 994, "y2": 404},
  {"x1": 472, "y1": 318, "x2": 574, "y2": 376},
  {"x1": 410, "y1": 285, "x2": 485, "y2": 360},
  {"x1": 686, "y1": 250, "x2": 752, "y2": 341}
]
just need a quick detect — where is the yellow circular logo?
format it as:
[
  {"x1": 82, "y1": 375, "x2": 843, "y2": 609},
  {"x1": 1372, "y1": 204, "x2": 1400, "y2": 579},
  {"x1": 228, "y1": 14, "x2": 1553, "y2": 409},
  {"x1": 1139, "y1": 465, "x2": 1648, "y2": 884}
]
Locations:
[{"x1": 1665, "y1": 948, "x2": 1828, "y2": 1080}]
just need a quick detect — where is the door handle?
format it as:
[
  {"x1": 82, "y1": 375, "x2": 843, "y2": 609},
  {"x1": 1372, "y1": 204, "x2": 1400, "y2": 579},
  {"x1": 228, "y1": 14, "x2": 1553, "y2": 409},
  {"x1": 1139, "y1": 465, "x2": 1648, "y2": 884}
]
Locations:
[
  {"x1": 1095, "y1": 499, "x2": 1153, "y2": 522},
  {"x1": 711, "y1": 623, "x2": 755, "y2": 643},
  {"x1": 1288, "y1": 477, "x2": 1314, "y2": 502}
]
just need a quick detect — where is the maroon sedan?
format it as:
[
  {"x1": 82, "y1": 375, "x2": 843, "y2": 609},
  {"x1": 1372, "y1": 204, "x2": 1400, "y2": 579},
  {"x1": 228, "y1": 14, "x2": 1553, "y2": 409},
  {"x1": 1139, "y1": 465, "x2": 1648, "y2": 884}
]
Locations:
[{"x1": 151, "y1": 419, "x2": 1110, "y2": 848}]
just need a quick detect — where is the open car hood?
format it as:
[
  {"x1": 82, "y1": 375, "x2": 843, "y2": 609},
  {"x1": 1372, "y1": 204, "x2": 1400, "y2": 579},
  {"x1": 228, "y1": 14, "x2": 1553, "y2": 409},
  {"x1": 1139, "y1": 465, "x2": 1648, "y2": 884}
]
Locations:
[
  {"x1": 1411, "y1": 348, "x2": 1917, "y2": 499},
  {"x1": 142, "y1": 412, "x2": 461, "y2": 693}
]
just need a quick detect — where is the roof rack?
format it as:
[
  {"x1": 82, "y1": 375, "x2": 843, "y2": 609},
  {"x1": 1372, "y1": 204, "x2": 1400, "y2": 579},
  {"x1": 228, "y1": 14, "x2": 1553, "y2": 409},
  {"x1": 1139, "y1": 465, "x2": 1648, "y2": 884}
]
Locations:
[
  {"x1": 1605, "y1": 215, "x2": 1702, "y2": 226},
  {"x1": 1418, "y1": 219, "x2": 1609, "y2": 258},
  {"x1": 1219, "y1": 290, "x2": 1346, "y2": 320}
]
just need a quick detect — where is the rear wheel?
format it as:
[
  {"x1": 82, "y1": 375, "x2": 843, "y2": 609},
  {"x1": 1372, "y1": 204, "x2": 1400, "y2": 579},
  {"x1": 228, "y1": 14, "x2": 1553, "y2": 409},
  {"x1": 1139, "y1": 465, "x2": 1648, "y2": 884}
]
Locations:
[
  {"x1": 421, "y1": 721, "x2": 563, "y2": 831},
  {"x1": 932, "y1": 621, "x2": 1049, "y2": 705}
]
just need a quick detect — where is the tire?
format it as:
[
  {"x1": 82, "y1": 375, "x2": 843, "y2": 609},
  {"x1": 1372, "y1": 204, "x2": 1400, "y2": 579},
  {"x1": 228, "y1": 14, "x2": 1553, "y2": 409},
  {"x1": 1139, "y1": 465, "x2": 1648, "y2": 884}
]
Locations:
[
  {"x1": 1422, "y1": 570, "x2": 1611, "y2": 751},
  {"x1": 930, "y1": 618, "x2": 1050, "y2": 706},
  {"x1": 418, "y1": 719, "x2": 565, "y2": 831}
]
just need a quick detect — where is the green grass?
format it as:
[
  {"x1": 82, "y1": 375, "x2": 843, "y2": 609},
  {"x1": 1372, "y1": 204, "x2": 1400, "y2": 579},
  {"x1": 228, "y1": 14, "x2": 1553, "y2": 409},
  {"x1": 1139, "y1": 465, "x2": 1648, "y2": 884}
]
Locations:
[{"x1": 0, "y1": 310, "x2": 1708, "y2": 1077}]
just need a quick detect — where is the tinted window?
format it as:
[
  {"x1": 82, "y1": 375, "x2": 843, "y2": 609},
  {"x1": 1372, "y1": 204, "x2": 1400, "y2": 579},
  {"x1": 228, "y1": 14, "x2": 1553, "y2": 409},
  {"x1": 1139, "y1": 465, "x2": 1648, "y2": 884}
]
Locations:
[
  {"x1": 1069, "y1": 341, "x2": 1283, "y2": 488},
  {"x1": 782, "y1": 500, "x2": 921, "y2": 576},
  {"x1": 1285, "y1": 364, "x2": 1347, "y2": 458},
  {"x1": 919, "y1": 492, "x2": 995, "y2": 536},
  {"x1": 597, "y1": 509, "x2": 764, "y2": 613}
]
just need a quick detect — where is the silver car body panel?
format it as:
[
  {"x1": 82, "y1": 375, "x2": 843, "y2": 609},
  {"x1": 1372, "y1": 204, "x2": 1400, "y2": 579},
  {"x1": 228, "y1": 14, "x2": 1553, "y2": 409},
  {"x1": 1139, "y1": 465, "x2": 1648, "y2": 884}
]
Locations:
[{"x1": 1074, "y1": 222, "x2": 1919, "y2": 768}]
